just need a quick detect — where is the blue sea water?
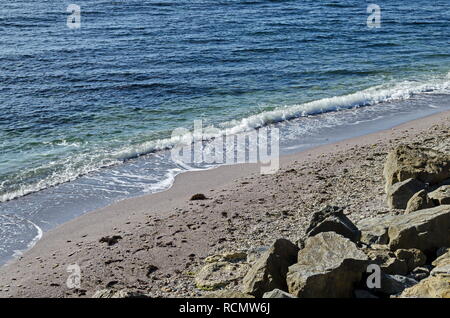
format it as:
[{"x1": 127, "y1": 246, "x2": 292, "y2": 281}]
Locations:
[{"x1": 0, "y1": 0, "x2": 449, "y2": 264}]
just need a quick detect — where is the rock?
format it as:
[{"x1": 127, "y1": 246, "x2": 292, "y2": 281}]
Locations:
[
  {"x1": 365, "y1": 249, "x2": 408, "y2": 275},
  {"x1": 262, "y1": 289, "x2": 296, "y2": 298},
  {"x1": 428, "y1": 185, "x2": 450, "y2": 205},
  {"x1": 286, "y1": 232, "x2": 369, "y2": 298},
  {"x1": 195, "y1": 262, "x2": 249, "y2": 291},
  {"x1": 383, "y1": 145, "x2": 450, "y2": 192},
  {"x1": 246, "y1": 246, "x2": 269, "y2": 264},
  {"x1": 99, "y1": 235, "x2": 122, "y2": 246},
  {"x1": 358, "y1": 206, "x2": 450, "y2": 254},
  {"x1": 354, "y1": 289, "x2": 378, "y2": 298},
  {"x1": 357, "y1": 216, "x2": 395, "y2": 245},
  {"x1": 92, "y1": 289, "x2": 150, "y2": 298},
  {"x1": 430, "y1": 265, "x2": 450, "y2": 276},
  {"x1": 400, "y1": 275, "x2": 450, "y2": 298},
  {"x1": 305, "y1": 206, "x2": 360, "y2": 242},
  {"x1": 386, "y1": 178, "x2": 426, "y2": 209},
  {"x1": 395, "y1": 249, "x2": 427, "y2": 272},
  {"x1": 241, "y1": 239, "x2": 299, "y2": 297},
  {"x1": 405, "y1": 190, "x2": 435, "y2": 214},
  {"x1": 409, "y1": 266, "x2": 431, "y2": 281},
  {"x1": 388, "y1": 205, "x2": 450, "y2": 253},
  {"x1": 433, "y1": 249, "x2": 450, "y2": 267},
  {"x1": 203, "y1": 290, "x2": 255, "y2": 298},
  {"x1": 205, "y1": 252, "x2": 247, "y2": 263},
  {"x1": 378, "y1": 274, "x2": 418, "y2": 295},
  {"x1": 190, "y1": 193, "x2": 207, "y2": 200},
  {"x1": 436, "y1": 247, "x2": 450, "y2": 258}
]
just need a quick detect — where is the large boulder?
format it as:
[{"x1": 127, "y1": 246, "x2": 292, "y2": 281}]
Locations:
[
  {"x1": 400, "y1": 275, "x2": 450, "y2": 298},
  {"x1": 388, "y1": 205, "x2": 450, "y2": 253},
  {"x1": 428, "y1": 185, "x2": 450, "y2": 205},
  {"x1": 383, "y1": 145, "x2": 450, "y2": 192},
  {"x1": 358, "y1": 206, "x2": 450, "y2": 254},
  {"x1": 305, "y1": 206, "x2": 360, "y2": 242},
  {"x1": 286, "y1": 232, "x2": 369, "y2": 298},
  {"x1": 386, "y1": 178, "x2": 426, "y2": 209},
  {"x1": 241, "y1": 239, "x2": 299, "y2": 297},
  {"x1": 405, "y1": 190, "x2": 435, "y2": 214}
]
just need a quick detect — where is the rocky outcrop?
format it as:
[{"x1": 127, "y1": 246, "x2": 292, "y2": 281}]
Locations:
[
  {"x1": 286, "y1": 232, "x2": 369, "y2": 298},
  {"x1": 241, "y1": 239, "x2": 299, "y2": 297},
  {"x1": 305, "y1": 206, "x2": 360, "y2": 242},
  {"x1": 386, "y1": 178, "x2": 426, "y2": 209},
  {"x1": 405, "y1": 190, "x2": 435, "y2": 214},
  {"x1": 383, "y1": 145, "x2": 450, "y2": 191},
  {"x1": 428, "y1": 185, "x2": 450, "y2": 205}
]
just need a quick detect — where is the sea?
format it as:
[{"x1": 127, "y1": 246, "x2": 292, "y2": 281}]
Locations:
[{"x1": 1, "y1": 0, "x2": 449, "y2": 264}]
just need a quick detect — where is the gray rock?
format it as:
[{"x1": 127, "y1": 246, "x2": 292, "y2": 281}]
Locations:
[
  {"x1": 262, "y1": 289, "x2": 296, "y2": 298},
  {"x1": 357, "y1": 216, "x2": 395, "y2": 245},
  {"x1": 428, "y1": 185, "x2": 450, "y2": 205},
  {"x1": 387, "y1": 178, "x2": 426, "y2": 209},
  {"x1": 359, "y1": 206, "x2": 450, "y2": 254},
  {"x1": 305, "y1": 206, "x2": 360, "y2": 242},
  {"x1": 383, "y1": 145, "x2": 450, "y2": 192},
  {"x1": 246, "y1": 246, "x2": 269, "y2": 264},
  {"x1": 286, "y1": 232, "x2": 369, "y2": 298},
  {"x1": 388, "y1": 205, "x2": 450, "y2": 253},
  {"x1": 405, "y1": 190, "x2": 435, "y2": 214},
  {"x1": 375, "y1": 274, "x2": 418, "y2": 295},
  {"x1": 242, "y1": 238, "x2": 299, "y2": 297}
]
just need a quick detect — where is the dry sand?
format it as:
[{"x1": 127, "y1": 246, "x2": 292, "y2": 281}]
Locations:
[{"x1": 0, "y1": 110, "x2": 449, "y2": 298}]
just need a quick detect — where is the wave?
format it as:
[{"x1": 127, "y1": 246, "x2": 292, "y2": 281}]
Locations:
[{"x1": 1, "y1": 76, "x2": 449, "y2": 203}]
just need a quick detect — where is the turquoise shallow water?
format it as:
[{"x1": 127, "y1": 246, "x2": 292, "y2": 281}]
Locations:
[{"x1": 0, "y1": 0, "x2": 449, "y2": 263}]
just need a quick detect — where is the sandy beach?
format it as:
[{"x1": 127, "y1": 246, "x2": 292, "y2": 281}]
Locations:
[{"x1": 0, "y1": 110, "x2": 449, "y2": 298}]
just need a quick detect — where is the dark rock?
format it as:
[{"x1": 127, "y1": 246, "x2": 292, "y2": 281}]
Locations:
[
  {"x1": 305, "y1": 206, "x2": 360, "y2": 242},
  {"x1": 99, "y1": 235, "x2": 123, "y2": 246},
  {"x1": 190, "y1": 193, "x2": 207, "y2": 201}
]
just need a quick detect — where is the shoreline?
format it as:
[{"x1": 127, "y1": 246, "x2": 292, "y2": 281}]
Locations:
[{"x1": 0, "y1": 109, "x2": 449, "y2": 297}]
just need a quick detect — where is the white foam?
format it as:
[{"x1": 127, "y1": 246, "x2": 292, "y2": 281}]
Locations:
[{"x1": 1, "y1": 75, "x2": 449, "y2": 203}]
